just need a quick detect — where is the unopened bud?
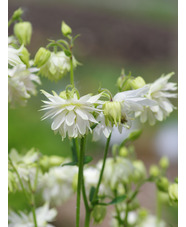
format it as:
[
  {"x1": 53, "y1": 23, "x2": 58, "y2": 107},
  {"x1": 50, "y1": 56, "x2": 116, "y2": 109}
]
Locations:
[
  {"x1": 20, "y1": 47, "x2": 30, "y2": 67},
  {"x1": 14, "y1": 21, "x2": 32, "y2": 45},
  {"x1": 149, "y1": 165, "x2": 160, "y2": 178},
  {"x1": 156, "y1": 177, "x2": 169, "y2": 192},
  {"x1": 130, "y1": 76, "x2": 146, "y2": 90},
  {"x1": 168, "y1": 183, "x2": 178, "y2": 203},
  {"x1": 103, "y1": 101, "x2": 121, "y2": 126},
  {"x1": 132, "y1": 160, "x2": 147, "y2": 182},
  {"x1": 92, "y1": 205, "x2": 106, "y2": 224},
  {"x1": 12, "y1": 8, "x2": 23, "y2": 21},
  {"x1": 159, "y1": 156, "x2": 169, "y2": 169},
  {"x1": 34, "y1": 47, "x2": 51, "y2": 67},
  {"x1": 119, "y1": 147, "x2": 128, "y2": 157},
  {"x1": 61, "y1": 21, "x2": 72, "y2": 36}
]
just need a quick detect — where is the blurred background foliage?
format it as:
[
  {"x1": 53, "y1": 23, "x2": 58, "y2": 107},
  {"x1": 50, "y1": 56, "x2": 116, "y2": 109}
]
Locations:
[{"x1": 8, "y1": 0, "x2": 178, "y2": 226}]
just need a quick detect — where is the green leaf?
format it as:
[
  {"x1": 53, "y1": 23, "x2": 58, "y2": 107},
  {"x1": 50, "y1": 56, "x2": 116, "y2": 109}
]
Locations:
[
  {"x1": 61, "y1": 161, "x2": 77, "y2": 167},
  {"x1": 89, "y1": 186, "x2": 96, "y2": 202},
  {"x1": 120, "y1": 130, "x2": 142, "y2": 147},
  {"x1": 84, "y1": 156, "x2": 93, "y2": 164},
  {"x1": 98, "y1": 195, "x2": 126, "y2": 206},
  {"x1": 64, "y1": 50, "x2": 72, "y2": 57}
]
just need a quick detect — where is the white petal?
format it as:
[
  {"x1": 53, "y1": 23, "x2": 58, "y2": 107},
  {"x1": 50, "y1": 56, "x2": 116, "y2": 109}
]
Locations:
[
  {"x1": 75, "y1": 108, "x2": 89, "y2": 120},
  {"x1": 51, "y1": 111, "x2": 67, "y2": 130},
  {"x1": 65, "y1": 111, "x2": 76, "y2": 126}
]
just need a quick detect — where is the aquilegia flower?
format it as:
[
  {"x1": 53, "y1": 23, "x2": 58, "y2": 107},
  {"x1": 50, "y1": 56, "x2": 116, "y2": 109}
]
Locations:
[
  {"x1": 135, "y1": 73, "x2": 177, "y2": 125},
  {"x1": 41, "y1": 90, "x2": 103, "y2": 140},
  {"x1": 93, "y1": 86, "x2": 155, "y2": 140},
  {"x1": 8, "y1": 64, "x2": 41, "y2": 108},
  {"x1": 8, "y1": 42, "x2": 23, "y2": 66},
  {"x1": 8, "y1": 203, "x2": 57, "y2": 227},
  {"x1": 39, "y1": 51, "x2": 77, "y2": 81}
]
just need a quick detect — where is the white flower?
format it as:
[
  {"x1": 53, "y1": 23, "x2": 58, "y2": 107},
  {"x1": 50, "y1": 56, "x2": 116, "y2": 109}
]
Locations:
[
  {"x1": 139, "y1": 215, "x2": 166, "y2": 227},
  {"x1": 93, "y1": 112, "x2": 112, "y2": 141},
  {"x1": 93, "y1": 86, "x2": 155, "y2": 140},
  {"x1": 8, "y1": 64, "x2": 40, "y2": 108},
  {"x1": 97, "y1": 157, "x2": 134, "y2": 194},
  {"x1": 8, "y1": 203, "x2": 57, "y2": 227},
  {"x1": 8, "y1": 148, "x2": 41, "y2": 192},
  {"x1": 41, "y1": 90, "x2": 103, "y2": 139},
  {"x1": 39, "y1": 51, "x2": 77, "y2": 81},
  {"x1": 40, "y1": 165, "x2": 78, "y2": 206},
  {"x1": 135, "y1": 73, "x2": 177, "y2": 125},
  {"x1": 110, "y1": 211, "x2": 137, "y2": 227},
  {"x1": 8, "y1": 37, "x2": 23, "y2": 66}
]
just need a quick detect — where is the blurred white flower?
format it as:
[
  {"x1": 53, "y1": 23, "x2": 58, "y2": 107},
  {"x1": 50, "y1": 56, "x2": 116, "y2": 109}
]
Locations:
[
  {"x1": 8, "y1": 203, "x2": 57, "y2": 227},
  {"x1": 111, "y1": 211, "x2": 137, "y2": 227},
  {"x1": 39, "y1": 51, "x2": 77, "y2": 81},
  {"x1": 97, "y1": 157, "x2": 134, "y2": 194},
  {"x1": 8, "y1": 148, "x2": 41, "y2": 192},
  {"x1": 139, "y1": 215, "x2": 166, "y2": 227},
  {"x1": 8, "y1": 37, "x2": 23, "y2": 66},
  {"x1": 40, "y1": 165, "x2": 78, "y2": 206},
  {"x1": 8, "y1": 64, "x2": 40, "y2": 108},
  {"x1": 135, "y1": 73, "x2": 177, "y2": 125},
  {"x1": 41, "y1": 90, "x2": 103, "y2": 140}
]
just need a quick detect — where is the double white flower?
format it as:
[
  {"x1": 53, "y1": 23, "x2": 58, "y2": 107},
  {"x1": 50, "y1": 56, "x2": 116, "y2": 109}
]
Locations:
[
  {"x1": 41, "y1": 91, "x2": 103, "y2": 140},
  {"x1": 8, "y1": 64, "x2": 41, "y2": 108},
  {"x1": 135, "y1": 73, "x2": 177, "y2": 125},
  {"x1": 8, "y1": 203, "x2": 57, "y2": 227},
  {"x1": 8, "y1": 37, "x2": 23, "y2": 66}
]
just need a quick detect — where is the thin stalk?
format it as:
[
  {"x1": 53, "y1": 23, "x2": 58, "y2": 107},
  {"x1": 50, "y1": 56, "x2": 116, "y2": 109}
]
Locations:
[
  {"x1": 70, "y1": 56, "x2": 74, "y2": 87},
  {"x1": 82, "y1": 176, "x2": 91, "y2": 227},
  {"x1": 31, "y1": 194, "x2": 38, "y2": 227},
  {"x1": 92, "y1": 134, "x2": 111, "y2": 203},
  {"x1": 76, "y1": 137, "x2": 86, "y2": 227},
  {"x1": 156, "y1": 190, "x2": 162, "y2": 224},
  {"x1": 84, "y1": 210, "x2": 91, "y2": 227}
]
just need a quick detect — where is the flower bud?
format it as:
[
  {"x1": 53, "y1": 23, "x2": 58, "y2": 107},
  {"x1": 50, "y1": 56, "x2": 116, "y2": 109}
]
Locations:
[
  {"x1": 116, "y1": 76, "x2": 133, "y2": 91},
  {"x1": 92, "y1": 205, "x2": 106, "y2": 224},
  {"x1": 103, "y1": 101, "x2": 122, "y2": 126},
  {"x1": 61, "y1": 21, "x2": 72, "y2": 36},
  {"x1": 156, "y1": 177, "x2": 169, "y2": 192},
  {"x1": 129, "y1": 76, "x2": 146, "y2": 90},
  {"x1": 12, "y1": 8, "x2": 23, "y2": 21},
  {"x1": 159, "y1": 156, "x2": 169, "y2": 169},
  {"x1": 20, "y1": 47, "x2": 30, "y2": 67},
  {"x1": 168, "y1": 183, "x2": 178, "y2": 203},
  {"x1": 119, "y1": 147, "x2": 128, "y2": 157},
  {"x1": 40, "y1": 155, "x2": 64, "y2": 171},
  {"x1": 34, "y1": 47, "x2": 51, "y2": 67},
  {"x1": 14, "y1": 21, "x2": 32, "y2": 45},
  {"x1": 138, "y1": 208, "x2": 148, "y2": 220},
  {"x1": 149, "y1": 165, "x2": 160, "y2": 178},
  {"x1": 132, "y1": 160, "x2": 147, "y2": 182}
]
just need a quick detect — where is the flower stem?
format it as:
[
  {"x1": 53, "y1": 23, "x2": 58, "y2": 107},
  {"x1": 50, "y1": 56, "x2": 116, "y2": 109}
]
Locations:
[
  {"x1": 70, "y1": 56, "x2": 75, "y2": 88},
  {"x1": 31, "y1": 194, "x2": 38, "y2": 227},
  {"x1": 76, "y1": 137, "x2": 86, "y2": 227},
  {"x1": 82, "y1": 176, "x2": 91, "y2": 227},
  {"x1": 92, "y1": 134, "x2": 111, "y2": 203},
  {"x1": 156, "y1": 190, "x2": 162, "y2": 224}
]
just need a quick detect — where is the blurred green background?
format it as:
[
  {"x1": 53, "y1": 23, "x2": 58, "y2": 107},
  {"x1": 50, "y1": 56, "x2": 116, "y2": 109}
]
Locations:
[{"x1": 8, "y1": 0, "x2": 178, "y2": 226}]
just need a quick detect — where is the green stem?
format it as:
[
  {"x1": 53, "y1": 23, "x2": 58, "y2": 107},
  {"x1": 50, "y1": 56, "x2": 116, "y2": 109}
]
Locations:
[
  {"x1": 92, "y1": 134, "x2": 111, "y2": 204},
  {"x1": 76, "y1": 137, "x2": 86, "y2": 227},
  {"x1": 84, "y1": 210, "x2": 91, "y2": 227},
  {"x1": 8, "y1": 19, "x2": 13, "y2": 27},
  {"x1": 82, "y1": 176, "x2": 91, "y2": 227},
  {"x1": 70, "y1": 56, "x2": 74, "y2": 87},
  {"x1": 31, "y1": 194, "x2": 38, "y2": 227},
  {"x1": 156, "y1": 190, "x2": 162, "y2": 224}
]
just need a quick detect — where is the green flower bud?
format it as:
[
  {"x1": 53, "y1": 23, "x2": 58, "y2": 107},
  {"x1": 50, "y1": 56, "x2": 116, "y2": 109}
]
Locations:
[
  {"x1": 159, "y1": 156, "x2": 169, "y2": 169},
  {"x1": 132, "y1": 160, "x2": 147, "y2": 183},
  {"x1": 119, "y1": 147, "x2": 128, "y2": 157},
  {"x1": 34, "y1": 47, "x2": 51, "y2": 67},
  {"x1": 156, "y1": 177, "x2": 169, "y2": 192},
  {"x1": 92, "y1": 205, "x2": 106, "y2": 224},
  {"x1": 158, "y1": 191, "x2": 169, "y2": 204},
  {"x1": 138, "y1": 208, "x2": 148, "y2": 220},
  {"x1": 168, "y1": 183, "x2": 178, "y2": 203},
  {"x1": 149, "y1": 165, "x2": 160, "y2": 178},
  {"x1": 12, "y1": 8, "x2": 23, "y2": 21},
  {"x1": 20, "y1": 47, "x2": 30, "y2": 67},
  {"x1": 59, "y1": 91, "x2": 67, "y2": 99},
  {"x1": 129, "y1": 76, "x2": 146, "y2": 90},
  {"x1": 14, "y1": 21, "x2": 32, "y2": 45},
  {"x1": 103, "y1": 101, "x2": 122, "y2": 126},
  {"x1": 61, "y1": 21, "x2": 72, "y2": 36},
  {"x1": 116, "y1": 76, "x2": 133, "y2": 91}
]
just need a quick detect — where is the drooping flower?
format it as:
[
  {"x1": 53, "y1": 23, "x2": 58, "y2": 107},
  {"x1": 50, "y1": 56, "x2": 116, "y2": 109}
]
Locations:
[
  {"x1": 135, "y1": 73, "x2": 177, "y2": 125},
  {"x1": 39, "y1": 51, "x2": 77, "y2": 81},
  {"x1": 41, "y1": 90, "x2": 103, "y2": 140},
  {"x1": 40, "y1": 165, "x2": 78, "y2": 206},
  {"x1": 8, "y1": 64, "x2": 40, "y2": 108},
  {"x1": 8, "y1": 39, "x2": 23, "y2": 66},
  {"x1": 8, "y1": 203, "x2": 57, "y2": 227},
  {"x1": 93, "y1": 86, "x2": 155, "y2": 140}
]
